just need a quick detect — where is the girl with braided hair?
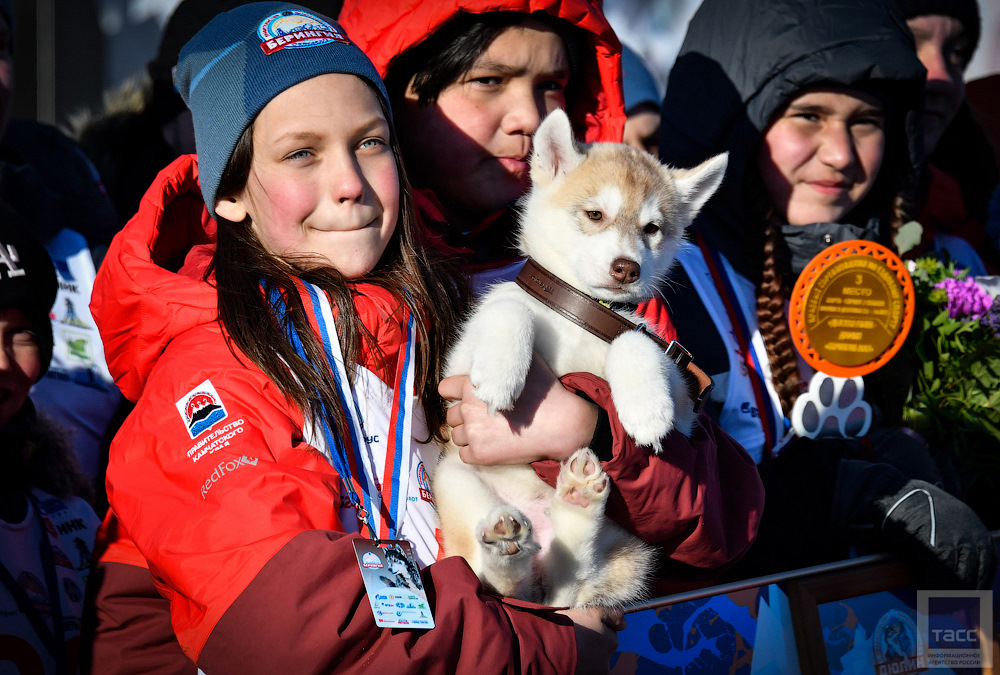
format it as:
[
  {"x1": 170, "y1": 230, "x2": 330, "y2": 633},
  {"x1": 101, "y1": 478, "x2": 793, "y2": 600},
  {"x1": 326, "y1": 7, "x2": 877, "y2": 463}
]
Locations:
[{"x1": 659, "y1": 0, "x2": 996, "y2": 589}]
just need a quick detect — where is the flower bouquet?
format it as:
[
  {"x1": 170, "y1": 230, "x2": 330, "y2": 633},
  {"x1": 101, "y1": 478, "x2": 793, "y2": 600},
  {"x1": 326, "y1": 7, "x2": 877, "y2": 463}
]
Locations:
[{"x1": 903, "y1": 257, "x2": 1000, "y2": 526}]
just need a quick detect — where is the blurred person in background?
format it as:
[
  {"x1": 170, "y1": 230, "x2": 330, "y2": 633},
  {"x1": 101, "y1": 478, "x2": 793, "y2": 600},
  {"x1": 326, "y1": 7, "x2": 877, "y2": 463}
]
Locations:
[
  {"x1": 620, "y1": 43, "x2": 661, "y2": 155},
  {"x1": 895, "y1": 0, "x2": 1000, "y2": 272},
  {"x1": 0, "y1": 0, "x2": 123, "y2": 512},
  {"x1": 0, "y1": 210, "x2": 99, "y2": 674}
]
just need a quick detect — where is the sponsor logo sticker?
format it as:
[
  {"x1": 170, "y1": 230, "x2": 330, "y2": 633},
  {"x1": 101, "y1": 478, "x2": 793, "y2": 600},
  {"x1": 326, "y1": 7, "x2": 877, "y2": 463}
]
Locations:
[
  {"x1": 177, "y1": 379, "x2": 228, "y2": 439},
  {"x1": 361, "y1": 551, "x2": 383, "y2": 569},
  {"x1": 415, "y1": 461, "x2": 434, "y2": 504},
  {"x1": 872, "y1": 609, "x2": 922, "y2": 673}
]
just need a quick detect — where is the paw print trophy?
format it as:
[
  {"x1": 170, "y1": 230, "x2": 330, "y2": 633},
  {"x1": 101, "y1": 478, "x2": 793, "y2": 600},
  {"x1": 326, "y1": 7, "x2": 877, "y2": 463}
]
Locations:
[{"x1": 787, "y1": 241, "x2": 915, "y2": 439}]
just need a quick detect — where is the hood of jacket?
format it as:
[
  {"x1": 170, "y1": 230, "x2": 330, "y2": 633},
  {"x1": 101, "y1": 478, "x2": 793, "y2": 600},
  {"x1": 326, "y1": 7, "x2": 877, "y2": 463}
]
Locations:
[
  {"x1": 659, "y1": 0, "x2": 926, "y2": 280},
  {"x1": 90, "y1": 154, "x2": 218, "y2": 402},
  {"x1": 338, "y1": 0, "x2": 625, "y2": 144}
]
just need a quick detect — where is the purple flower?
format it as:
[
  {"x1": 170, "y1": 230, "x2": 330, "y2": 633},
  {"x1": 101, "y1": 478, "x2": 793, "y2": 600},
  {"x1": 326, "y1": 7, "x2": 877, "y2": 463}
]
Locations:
[
  {"x1": 934, "y1": 277, "x2": 993, "y2": 319},
  {"x1": 981, "y1": 295, "x2": 1000, "y2": 338}
]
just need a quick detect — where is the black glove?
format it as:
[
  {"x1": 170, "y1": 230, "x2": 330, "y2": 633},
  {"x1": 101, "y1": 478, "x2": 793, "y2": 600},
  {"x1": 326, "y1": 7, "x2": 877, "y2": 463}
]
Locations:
[{"x1": 834, "y1": 459, "x2": 997, "y2": 590}]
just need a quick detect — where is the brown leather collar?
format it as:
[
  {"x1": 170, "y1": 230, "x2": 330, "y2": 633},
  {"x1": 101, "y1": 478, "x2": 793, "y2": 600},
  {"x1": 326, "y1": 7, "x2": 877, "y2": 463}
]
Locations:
[{"x1": 515, "y1": 257, "x2": 714, "y2": 413}]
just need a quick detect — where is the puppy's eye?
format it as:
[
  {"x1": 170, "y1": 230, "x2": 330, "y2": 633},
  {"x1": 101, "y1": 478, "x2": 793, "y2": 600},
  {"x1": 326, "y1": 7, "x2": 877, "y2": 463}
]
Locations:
[
  {"x1": 643, "y1": 223, "x2": 660, "y2": 235},
  {"x1": 585, "y1": 210, "x2": 603, "y2": 221}
]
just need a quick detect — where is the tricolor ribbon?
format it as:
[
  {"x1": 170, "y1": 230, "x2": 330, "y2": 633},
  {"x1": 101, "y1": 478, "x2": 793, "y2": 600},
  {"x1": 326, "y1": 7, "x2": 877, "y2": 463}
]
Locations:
[{"x1": 268, "y1": 279, "x2": 416, "y2": 541}]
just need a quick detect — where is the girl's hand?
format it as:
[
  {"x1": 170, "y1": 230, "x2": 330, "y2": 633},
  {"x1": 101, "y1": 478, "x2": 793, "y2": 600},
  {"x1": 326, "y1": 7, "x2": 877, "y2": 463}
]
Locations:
[
  {"x1": 558, "y1": 606, "x2": 624, "y2": 675},
  {"x1": 438, "y1": 352, "x2": 599, "y2": 465}
]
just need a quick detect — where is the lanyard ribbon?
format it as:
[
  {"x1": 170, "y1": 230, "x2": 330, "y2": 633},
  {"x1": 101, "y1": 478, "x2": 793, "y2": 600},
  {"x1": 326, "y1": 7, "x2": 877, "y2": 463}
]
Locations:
[
  {"x1": 696, "y1": 233, "x2": 782, "y2": 455},
  {"x1": 269, "y1": 279, "x2": 416, "y2": 542}
]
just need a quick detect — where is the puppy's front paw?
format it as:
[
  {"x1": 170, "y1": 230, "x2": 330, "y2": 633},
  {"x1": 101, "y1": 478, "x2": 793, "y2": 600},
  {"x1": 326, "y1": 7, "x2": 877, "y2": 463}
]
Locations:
[
  {"x1": 606, "y1": 332, "x2": 679, "y2": 451},
  {"x1": 556, "y1": 448, "x2": 609, "y2": 510},
  {"x1": 464, "y1": 297, "x2": 535, "y2": 414},
  {"x1": 479, "y1": 506, "x2": 535, "y2": 557},
  {"x1": 469, "y1": 358, "x2": 525, "y2": 414}
]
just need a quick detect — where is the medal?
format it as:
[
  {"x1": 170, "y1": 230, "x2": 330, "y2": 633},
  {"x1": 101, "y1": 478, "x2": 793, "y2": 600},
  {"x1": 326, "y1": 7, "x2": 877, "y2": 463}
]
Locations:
[{"x1": 789, "y1": 240, "x2": 914, "y2": 377}]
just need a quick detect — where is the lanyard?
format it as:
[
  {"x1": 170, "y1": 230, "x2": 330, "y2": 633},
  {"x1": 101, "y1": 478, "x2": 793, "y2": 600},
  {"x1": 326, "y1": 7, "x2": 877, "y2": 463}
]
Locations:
[
  {"x1": 0, "y1": 492, "x2": 69, "y2": 675},
  {"x1": 696, "y1": 233, "x2": 781, "y2": 455},
  {"x1": 272, "y1": 280, "x2": 416, "y2": 542}
]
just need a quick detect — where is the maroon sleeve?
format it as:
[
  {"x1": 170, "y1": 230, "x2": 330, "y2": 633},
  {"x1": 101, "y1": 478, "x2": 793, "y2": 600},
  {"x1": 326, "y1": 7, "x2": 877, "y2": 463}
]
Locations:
[
  {"x1": 198, "y1": 531, "x2": 577, "y2": 674},
  {"x1": 547, "y1": 372, "x2": 764, "y2": 571},
  {"x1": 83, "y1": 561, "x2": 197, "y2": 675}
]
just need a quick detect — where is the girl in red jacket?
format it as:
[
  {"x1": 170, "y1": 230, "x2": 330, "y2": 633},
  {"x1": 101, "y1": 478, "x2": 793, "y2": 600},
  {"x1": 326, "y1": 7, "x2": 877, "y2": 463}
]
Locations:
[{"x1": 86, "y1": 3, "x2": 624, "y2": 672}]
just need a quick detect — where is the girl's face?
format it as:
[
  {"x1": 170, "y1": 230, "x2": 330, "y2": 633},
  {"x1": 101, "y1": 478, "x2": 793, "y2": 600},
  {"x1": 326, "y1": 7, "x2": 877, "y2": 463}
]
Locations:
[
  {"x1": 216, "y1": 73, "x2": 399, "y2": 279},
  {"x1": 397, "y1": 17, "x2": 569, "y2": 224},
  {"x1": 0, "y1": 308, "x2": 42, "y2": 428},
  {"x1": 758, "y1": 88, "x2": 886, "y2": 226}
]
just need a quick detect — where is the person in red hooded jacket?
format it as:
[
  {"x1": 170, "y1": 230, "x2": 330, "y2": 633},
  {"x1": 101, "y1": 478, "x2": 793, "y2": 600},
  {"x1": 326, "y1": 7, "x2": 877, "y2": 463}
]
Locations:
[{"x1": 338, "y1": 0, "x2": 763, "y2": 587}]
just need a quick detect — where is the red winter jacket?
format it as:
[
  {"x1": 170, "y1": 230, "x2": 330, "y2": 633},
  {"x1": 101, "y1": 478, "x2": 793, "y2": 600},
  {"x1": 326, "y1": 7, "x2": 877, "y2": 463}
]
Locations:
[{"x1": 87, "y1": 152, "x2": 761, "y2": 671}]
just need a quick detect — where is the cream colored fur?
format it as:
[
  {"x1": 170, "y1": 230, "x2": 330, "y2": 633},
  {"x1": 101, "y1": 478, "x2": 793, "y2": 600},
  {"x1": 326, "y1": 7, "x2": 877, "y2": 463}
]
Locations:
[{"x1": 433, "y1": 109, "x2": 727, "y2": 608}]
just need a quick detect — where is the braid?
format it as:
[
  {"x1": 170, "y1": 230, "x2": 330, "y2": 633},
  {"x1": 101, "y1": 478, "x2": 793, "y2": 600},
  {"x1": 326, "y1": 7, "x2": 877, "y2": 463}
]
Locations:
[{"x1": 756, "y1": 218, "x2": 801, "y2": 416}]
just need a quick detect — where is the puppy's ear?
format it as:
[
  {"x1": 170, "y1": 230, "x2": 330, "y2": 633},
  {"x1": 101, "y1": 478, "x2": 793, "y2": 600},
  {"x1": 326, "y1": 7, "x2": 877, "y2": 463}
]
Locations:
[
  {"x1": 668, "y1": 152, "x2": 728, "y2": 223},
  {"x1": 530, "y1": 109, "x2": 584, "y2": 185}
]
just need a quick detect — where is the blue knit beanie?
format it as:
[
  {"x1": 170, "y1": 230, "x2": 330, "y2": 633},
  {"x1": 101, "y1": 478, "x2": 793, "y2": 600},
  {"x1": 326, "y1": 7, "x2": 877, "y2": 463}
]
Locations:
[{"x1": 175, "y1": 2, "x2": 390, "y2": 217}]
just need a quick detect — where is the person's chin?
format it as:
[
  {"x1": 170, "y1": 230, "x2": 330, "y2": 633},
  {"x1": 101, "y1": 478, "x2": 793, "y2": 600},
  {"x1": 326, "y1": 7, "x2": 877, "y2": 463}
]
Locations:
[{"x1": 787, "y1": 203, "x2": 849, "y2": 227}]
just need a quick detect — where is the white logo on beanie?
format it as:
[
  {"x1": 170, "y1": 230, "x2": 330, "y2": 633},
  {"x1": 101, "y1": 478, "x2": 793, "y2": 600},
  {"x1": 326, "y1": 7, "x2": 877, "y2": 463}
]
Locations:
[
  {"x1": 257, "y1": 10, "x2": 350, "y2": 56},
  {"x1": 0, "y1": 242, "x2": 26, "y2": 279}
]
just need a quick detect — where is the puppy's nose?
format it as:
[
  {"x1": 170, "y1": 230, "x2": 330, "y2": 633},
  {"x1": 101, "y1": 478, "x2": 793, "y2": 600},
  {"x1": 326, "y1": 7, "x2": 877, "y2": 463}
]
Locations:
[{"x1": 610, "y1": 258, "x2": 640, "y2": 284}]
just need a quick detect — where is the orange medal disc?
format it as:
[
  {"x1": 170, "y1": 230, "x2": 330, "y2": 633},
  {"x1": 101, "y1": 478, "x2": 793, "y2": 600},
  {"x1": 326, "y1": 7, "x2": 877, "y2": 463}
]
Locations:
[{"x1": 788, "y1": 240, "x2": 914, "y2": 377}]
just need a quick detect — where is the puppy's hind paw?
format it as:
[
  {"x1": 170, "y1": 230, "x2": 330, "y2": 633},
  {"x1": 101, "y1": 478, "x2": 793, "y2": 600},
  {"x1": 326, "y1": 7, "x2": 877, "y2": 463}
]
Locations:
[
  {"x1": 556, "y1": 448, "x2": 609, "y2": 510},
  {"x1": 479, "y1": 506, "x2": 535, "y2": 557}
]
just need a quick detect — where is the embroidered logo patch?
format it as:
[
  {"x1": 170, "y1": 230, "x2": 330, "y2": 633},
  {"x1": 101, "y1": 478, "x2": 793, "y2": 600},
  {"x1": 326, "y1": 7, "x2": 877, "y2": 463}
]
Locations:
[
  {"x1": 177, "y1": 379, "x2": 228, "y2": 439},
  {"x1": 257, "y1": 10, "x2": 350, "y2": 55}
]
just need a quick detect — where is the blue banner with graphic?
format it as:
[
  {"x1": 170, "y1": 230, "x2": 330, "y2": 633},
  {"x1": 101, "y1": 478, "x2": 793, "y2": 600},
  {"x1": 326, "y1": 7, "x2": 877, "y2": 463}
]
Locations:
[{"x1": 612, "y1": 536, "x2": 1000, "y2": 674}]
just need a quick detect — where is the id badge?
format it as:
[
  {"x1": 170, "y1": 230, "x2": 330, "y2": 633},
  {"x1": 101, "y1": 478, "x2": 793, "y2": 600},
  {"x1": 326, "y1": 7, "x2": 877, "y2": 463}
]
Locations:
[{"x1": 353, "y1": 539, "x2": 435, "y2": 629}]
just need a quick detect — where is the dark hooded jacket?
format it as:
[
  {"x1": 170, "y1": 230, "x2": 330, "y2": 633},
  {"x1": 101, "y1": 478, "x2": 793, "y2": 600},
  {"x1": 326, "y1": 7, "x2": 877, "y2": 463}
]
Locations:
[
  {"x1": 660, "y1": 0, "x2": 925, "y2": 283},
  {"x1": 658, "y1": 0, "x2": 997, "y2": 589}
]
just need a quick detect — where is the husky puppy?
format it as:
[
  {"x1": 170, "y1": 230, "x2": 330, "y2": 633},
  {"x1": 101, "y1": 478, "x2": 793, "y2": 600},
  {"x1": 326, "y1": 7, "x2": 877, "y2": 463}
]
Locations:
[{"x1": 433, "y1": 109, "x2": 727, "y2": 608}]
